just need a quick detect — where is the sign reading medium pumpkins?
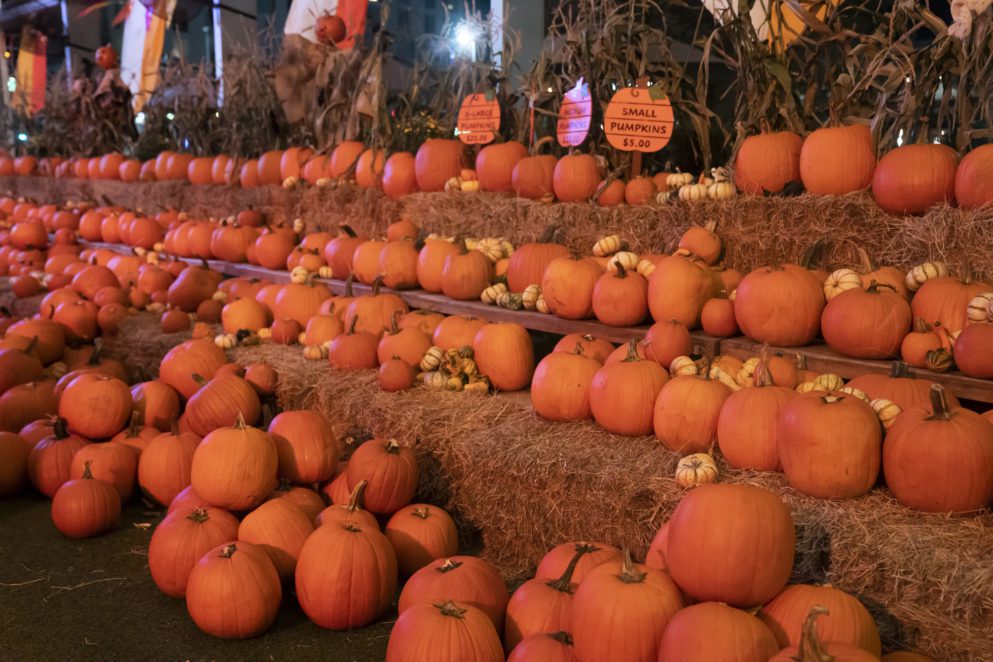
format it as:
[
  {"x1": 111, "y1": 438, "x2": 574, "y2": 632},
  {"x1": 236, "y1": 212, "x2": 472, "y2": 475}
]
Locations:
[
  {"x1": 557, "y1": 79, "x2": 592, "y2": 147},
  {"x1": 457, "y1": 91, "x2": 500, "y2": 145},
  {"x1": 603, "y1": 85, "x2": 674, "y2": 153}
]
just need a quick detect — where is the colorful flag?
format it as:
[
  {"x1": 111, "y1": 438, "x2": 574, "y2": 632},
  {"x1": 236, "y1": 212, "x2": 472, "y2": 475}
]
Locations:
[
  {"x1": 13, "y1": 26, "x2": 47, "y2": 116},
  {"x1": 121, "y1": 0, "x2": 176, "y2": 112}
]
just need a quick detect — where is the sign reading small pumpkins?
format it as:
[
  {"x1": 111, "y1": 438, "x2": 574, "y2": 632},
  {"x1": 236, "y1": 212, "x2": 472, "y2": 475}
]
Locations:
[
  {"x1": 604, "y1": 84, "x2": 674, "y2": 153},
  {"x1": 557, "y1": 79, "x2": 592, "y2": 147},
  {"x1": 457, "y1": 91, "x2": 500, "y2": 145}
]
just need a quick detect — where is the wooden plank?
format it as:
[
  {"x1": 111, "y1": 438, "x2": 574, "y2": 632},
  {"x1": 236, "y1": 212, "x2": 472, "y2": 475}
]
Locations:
[
  {"x1": 721, "y1": 337, "x2": 993, "y2": 404},
  {"x1": 81, "y1": 240, "x2": 721, "y2": 353}
]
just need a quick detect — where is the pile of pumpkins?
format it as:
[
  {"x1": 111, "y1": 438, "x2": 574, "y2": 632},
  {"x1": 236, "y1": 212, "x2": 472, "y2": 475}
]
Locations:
[{"x1": 733, "y1": 124, "x2": 993, "y2": 213}]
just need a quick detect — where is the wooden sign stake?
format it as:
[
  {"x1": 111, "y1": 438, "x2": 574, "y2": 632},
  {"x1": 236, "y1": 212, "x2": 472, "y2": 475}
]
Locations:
[{"x1": 629, "y1": 77, "x2": 650, "y2": 181}]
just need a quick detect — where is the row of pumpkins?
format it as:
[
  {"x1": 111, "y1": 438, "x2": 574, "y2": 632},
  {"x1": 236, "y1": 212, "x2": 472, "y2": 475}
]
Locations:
[
  {"x1": 0, "y1": 317, "x2": 934, "y2": 661},
  {"x1": 7, "y1": 192, "x2": 991, "y2": 380},
  {"x1": 5, "y1": 123, "x2": 993, "y2": 212}
]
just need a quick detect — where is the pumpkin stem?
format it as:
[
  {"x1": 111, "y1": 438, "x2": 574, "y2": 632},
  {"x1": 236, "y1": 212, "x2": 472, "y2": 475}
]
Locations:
[
  {"x1": 24, "y1": 335, "x2": 39, "y2": 356},
  {"x1": 799, "y1": 239, "x2": 825, "y2": 271},
  {"x1": 346, "y1": 479, "x2": 368, "y2": 513},
  {"x1": 346, "y1": 316, "x2": 359, "y2": 335},
  {"x1": 791, "y1": 605, "x2": 834, "y2": 662},
  {"x1": 615, "y1": 262, "x2": 628, "y2": 278},
  {"x1": 622, "y1": 340, "x2": 641, "y2": 363},
  {"x1": 617, "y1": 548, "x2": 646, "y2": 584},
  {"x1": 234, "y1": 412, "x2": 247, "y2": 429},
  {"x1": 855, "y1": 247, "x2": 876, "y2": 273},
  {"x1": 191, "y1": 373, "x2": 208, "y2": 387},
  {"x1": 81, "y1": 460, "x2": 95, "y2": 480},
  {"x1": 548, "y1": 631, "x2": 574, "y2": 646},
  {"x1": 890, "y1": 361, "x2": 911, "y2": 379},
  {"x1": 925, "y1": 384, "x2": 954, "y2": 421},
  {"x1": 912, "y1": 318, "x2": 931, "y2": 333},
  {"x1": 433, "y1": 600, "x2": 468, "y2": 619},
  {"x1": 343, "y1": 522, "x2": 362, "y2": 533},
  {"x1": 339, "y1": 224, "x2": 357, "y2": 238},
  {"x1": 435, "y1": 559, "x2": 463, "y2": 573},
  {"x1": 693, "y1": 346, "x2": 712, "y2": 381},
  {"x1": 388, "y1": 310, "x2": 402, "y2": 336},
  {"x1": 384, "y1": 438, "x2": 401, "y2": 454},
  {"x1": 411, "y1": 507, "x2": 430, "y2": 520},
  {"x1": 125, "y1": 410, "x2": 142, "y2": 437},
  {"x1": 573, "y1": 343, "x2": 585, "y2": 356},
  {"x1": 547, "y1": 546, "x2": 590, "y2": 593},
  {"x1": 344, "y1": 272, "x2": 355, "y2": 297},
  {"x1": 218, "y1": 543, "x2": 238, "y2": 559},
  {"x1": 187, "y1": 507, "x2": 210, "y2": 523},
  {"x1": 371, "y1": 275, "x2": 384, "y2": 295},
  {"x1": 51, "y1": 417, "x2": 70, "y2": 440},
  {"x1": 538, "y1": 223, "x2": 559, "y2": 243}
]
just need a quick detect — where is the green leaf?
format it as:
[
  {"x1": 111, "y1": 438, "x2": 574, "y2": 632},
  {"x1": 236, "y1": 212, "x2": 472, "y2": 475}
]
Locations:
[
  {"x1": 648, "y1": 83, "x2": 668, "y2": 101},
  {"x1": 765, "y1": 59, "x2": 792, "y2": 95}
]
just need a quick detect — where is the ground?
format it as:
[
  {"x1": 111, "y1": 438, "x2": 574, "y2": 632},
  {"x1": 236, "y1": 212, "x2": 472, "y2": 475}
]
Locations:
[{"x1": 0, "y1": 493, "x2": 392, "y2": 662}]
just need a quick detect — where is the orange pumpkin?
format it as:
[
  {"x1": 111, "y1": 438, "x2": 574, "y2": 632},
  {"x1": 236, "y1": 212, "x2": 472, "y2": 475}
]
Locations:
[
  {"x1": 355, "y1": 148, "x2": 386, "y2": 188},
  {"x1": 382, "y1": 152, "x2": 418, "y2": 198},
  {"x1": 658, "y1": 602, "x2": 780, "y2": 662},
  {"x1": 414, "y1": 139, "x2": 465, "y2": 192},
  {"x1": 735, "y1": 264, "x2": 824, "y2": 346},
  {"x1": 760, "y1": 584, "x2": 882, "y2": 655},
  {"x1": 624, "y1": 177, "x2": 656, "y2": 205},
  {"x1": 552, "y1": 153, "x2": 599, "y2": 202},
  {"x1": 441, "y1": 246, "x2": 494, "y2": 301},
  {"x1": 329, "y1": 141, "x2": 365, "y2": 179},
  {"x1": 799, "y1": 124, "x2": 876, "y2": 195},
  {"x1": 530, "y1": 347, "x2": 600, "y2": 421},
  {"x1": 541, "y1": 256, "x2": 603, "y2": 319},
  {"x1": 476, "y1": 141, "x2": 527, "y2": 192},
  {"x1": 647, "y1": 255, "x2": 716, "y2": 329},
  {"x1": 512, "y1": 154, "x2": 557, "y2": 200},
  {"x1": 954, "y1": 143, "x2": 993, "y2": 209},
  {"x1": 590, "y1": 342, "x2": 668, "y2": 436},
  {"x1": 734, "y1": 131, "x2": 803, "y2": 195},
  {"x1": 473, "y1": 323, "x2": 534, "y2": 391},
  {"x1": 872, "y1": 143, "x2": 958, "y2": 215}
]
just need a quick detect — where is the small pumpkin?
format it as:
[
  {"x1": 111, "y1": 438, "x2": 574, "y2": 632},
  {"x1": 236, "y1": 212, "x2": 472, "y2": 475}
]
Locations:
[
  {"x1": 674, "y1": 452, "x2": 719, "y2": 488},
  {"x1": 51, "y1": 461, "x2": 121, "y2": 538}
]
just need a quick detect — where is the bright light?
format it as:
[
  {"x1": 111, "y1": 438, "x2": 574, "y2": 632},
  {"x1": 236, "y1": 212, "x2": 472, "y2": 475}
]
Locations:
[
  {"x1": 17, "y1": 133, "x2": 28, "y2": 142},
  {"x1": 546, "y1": 87, "x2": 553, "y2": 93},
  {"x1": 7, "y1": 77, "x2": 15, "y2": 93},
  {"x1": 454, "y1": 21, "x2": 478, "y2": 55},
  {"x1": 214, "y1": 111, "x2": 220, "y2": 117},
  {"x1": 896, "y1": 128, "x2": 904, "y2": 147},
  {"x1": 3, "y1": 51, "x2": 9, "y2": 58},
  {"x1": 166, "y1": 112, "x2": 175, "y2": 121}
]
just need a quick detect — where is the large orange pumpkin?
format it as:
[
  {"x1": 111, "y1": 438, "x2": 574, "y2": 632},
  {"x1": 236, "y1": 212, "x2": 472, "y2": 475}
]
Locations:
[
  {"x1": 734, "y1": 131, "x2": 803, "y2": 194},
  {"x1": 355, "y1": 148, "x2": 386, "y2": 188},
  {"x1": 653, "y1": 365, "x2": 732, "y2": 453},
  {"x1": 441, "y1": 246, "x2": 494, "y2": 301},
  {"x1": 734, "y1": 264, "x2": 825, "y2": 346},
  {"x1": 666, "y1": 484, "x2": 795, "y2": 607},
  {"x1": 236, "y1": 498, "x2": 314, "y2": 581},
  {"x1": 954, "y1": 143, "x2": 993, "y2": 209},
  {"x1": 398, "y1": 556, "x2": 509, "y2": 632},
  {"x1": 415, "y1": 139, "x2": 464, "y2": 192},
  {"x1": 872, "y1": 143, "x2": 958, "y2": 215},
  {"x1": 954, "y1": 323, "x2": 993, "y2": 378},
  {"x1": 382, "y1": 152, "x2": 418, "y2": 198},
  {"x1": 383, "y1": 503, "x2": 458, "y2": 577},
  {"x1": 190, "y1": 417, "x2": 278, "y2": 511},
  {"x1": 571, "y1": 552, "x2": 684, "y2": 662},
  {"x1": 148, "y1": 505, "x2": 240, "y2": 597},
  {"x1": 910, "y1": 275, "x2": 991, "y2": 335},
  {"x1": 329, "y1": 141, "x2": 366, "y2": 179},
  {"x1": 552, "y1": 153, "x2": 599, "y2": 202},
  {"x1": 717, "y1": 371, "x2": 796, "y2": 471},
  {"x1": 590, "y1": 342, "x2": 668, "y2": 436},
  {"x1": 476, "y1": 141, "x2": 527, "y2": 192},
  {"x1": 386, "y1": 600, "x2": 503, "y2": 662},
  {"x1": 760, "y1": 584, "x2": 882, "y2": 655},
  {"x1": 512, "y1": 154, "x2": 557, "y2": 200},
  {"x1": 296, "y1": 521, "x2": 398, "y2": 629},
  {"x1": 883, "y1": 384, "x2": 993, "y2": 513},
  {"x1": 799, "y1": 124, "x2": 876, "y2": 195},
  {"x1": 647, "y1": 255, "x2": 716, "y2": 329},
  {"x1": 777, "y1": 392, "x2": 881, "y2": 499},
  {"x1": 658, "y1": 602, "x2": 780, "y2": 662},
  {"x1": 541, "y1": 256, "x2": 603, "y2": 320},
  {"x1": 530, "y1": 347, "x2": 600, "y2": 422},
  {"x1": 473, "y1": 323, "x2": 534, "y2": 391},
  {"x1": 821, "y1": 281, "x2": 912, "y2": 359},
  {"x1": 267, "y1": 410, "x2": 339, "y2": 484}
]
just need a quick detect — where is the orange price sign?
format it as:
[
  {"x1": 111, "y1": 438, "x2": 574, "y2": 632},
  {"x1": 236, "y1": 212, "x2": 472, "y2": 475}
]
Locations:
[
  {"x1": 603, "y1": 85, "x2": 674, "y2": 153},
  {"x1": 457, "y1": 92, "x2": 501, "y2": 145},
  {"x1": 557, "y1": 78, "x2": 592, "y2": 147}
]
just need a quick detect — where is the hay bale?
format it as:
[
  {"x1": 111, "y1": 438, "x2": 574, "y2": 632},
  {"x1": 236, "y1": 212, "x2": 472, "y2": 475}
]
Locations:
[
  {"x1": 6, "y1": 176, "x2": 992, "y2": 281},
  {"x1": 228, "y1": 341, "x2": 992, "y2": 661}
]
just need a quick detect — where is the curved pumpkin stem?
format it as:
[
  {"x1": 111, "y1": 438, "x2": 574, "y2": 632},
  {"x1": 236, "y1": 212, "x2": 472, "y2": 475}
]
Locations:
[
  {"x1": 51, "y1": 417, "x2": 70, "y2": 440},
  {"x1": 218, "y1": 543, "x2": 238, "y2": 559},
  {"x1": 693, "y1": 346, "x2": 713, "y2": 381},
  {"x1": 81, "y1": 460, "x2": 95, "y2": 480},
  {"x1": 617, "y1": 548, "x2": 646, "y2": 584},
  {"x1": 233, "y1": 411, "x2": 247, "y2": 429},
  {"x1": 169, "y1": 416, "x2": 180, "y2": 436},
  {"x1": 925, "y1": 384, "x2": 955, "y2": 421},
  {"x1": 124, "y1": 410, "x2": 143, "y2": 437},
  {"x1": 622, "y1": 340, "x2": 641, "y2": 363},
  {"x1": 339, "y1": 224, "x2": 358, "y2": 238},
  {"x1": 346, "y1": 480, "x2": 368, "y2": 514},
  {"x1": 371, "y1": 275, "x2": 384, "y2": 296},
  {"x1": 384, "y1": 438, "x2": 401, "y2": 454},
  {"x1": 890, "y1": 361, "x2": 912, "y2": 379},
  {"x1": 546, "y1": 546, "x2": 589, "y2": 593},
  {"x1": 346, "y1": 316, "x2": 359, "y2": 335},
  {"x1": 791, "y1": 605, "x2": 834, "y2": 662},
  {"x1": 615, "y1": 262, "x2": 628, "y2": 278},
  {"x1": 388, "y1": 309, "x2": 403, "y2": 336}
]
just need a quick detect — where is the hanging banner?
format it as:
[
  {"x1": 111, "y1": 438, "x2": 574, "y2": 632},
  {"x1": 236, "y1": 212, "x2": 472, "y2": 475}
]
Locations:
[
  {"x1": 285, "y1": 0, "x2": 367, "y2": 50},
  {"x1": 556, "y1": 78, "x2": 592, "y2": 147},
  {"x1": 122, "y1": 0, "x2": 176, "y2": 112},
  {"x1": 603, "y1": 85, "x2": 674, "y2": 153},
  {"x1": 13, "y1": 27, "x2": 47, "y2": 116}
]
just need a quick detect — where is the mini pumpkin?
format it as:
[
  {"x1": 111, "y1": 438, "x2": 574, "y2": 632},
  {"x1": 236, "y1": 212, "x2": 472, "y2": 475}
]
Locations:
[{"x1": 674, "y1": 452, "x2": 719, "y2": 488}]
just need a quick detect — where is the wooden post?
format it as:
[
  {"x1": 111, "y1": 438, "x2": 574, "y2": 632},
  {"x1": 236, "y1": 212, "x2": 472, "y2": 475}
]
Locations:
[{"x1": 629, "y1": 76, "x2": 650, "y2": 180}]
